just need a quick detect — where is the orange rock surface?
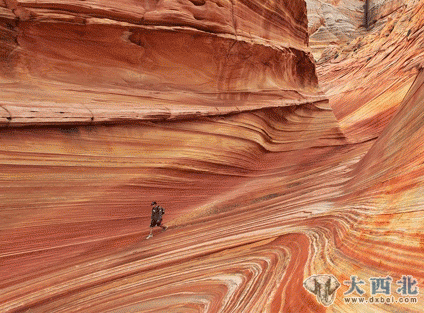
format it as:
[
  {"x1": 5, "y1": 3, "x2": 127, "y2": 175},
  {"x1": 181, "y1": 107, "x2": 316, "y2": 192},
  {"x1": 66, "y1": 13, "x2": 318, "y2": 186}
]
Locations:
[
  {"x1": 318, "y1": 0, "x2": 424, "y2": 142},
  {"x1": 0, "y1": 0, "x2": 320, "y2": 126},
  {"x1": 1, "y1": 0, "x2": 424, "y2": 312}
]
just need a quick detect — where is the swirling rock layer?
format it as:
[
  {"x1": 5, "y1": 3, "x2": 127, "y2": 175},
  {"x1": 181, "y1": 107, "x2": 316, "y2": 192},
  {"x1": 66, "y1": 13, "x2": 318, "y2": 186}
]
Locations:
[
  {"x1": 318, "y1": 0, "x2": 424, "y2": 142},
  {"x1": 368, "y1": 0, "x2": 405, "y2": 26},
  {"x1": 0, "y1": 101, "x2": 353, "y2": 312},
  {"x1": 0, "y1": 0, "x2": 318, "y2": 128},
  {"x1": 1, "y1": 0, "x2": 424, "y2": 312},
  {"x1": 306, "y1": 0, "x2": 366, "y2": 59}
]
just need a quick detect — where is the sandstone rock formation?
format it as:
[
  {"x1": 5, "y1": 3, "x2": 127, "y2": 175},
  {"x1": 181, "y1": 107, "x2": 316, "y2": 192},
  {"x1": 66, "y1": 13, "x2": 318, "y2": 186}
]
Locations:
[
  {"x1": 318, "y1": 0, "x2": 424, "y2": 142},
  {"x1": 1, "y1": 0, "x2": 424, "y2": 312},
  {"x1": 368, "y1": 0, "x2": 405, "y2": 26},
  {"x1": 0, "y1": 0, "x2": 320, "y2": 126},
  {"x1": 306, "y1": 0, "x2": 366, "y2": 60}
]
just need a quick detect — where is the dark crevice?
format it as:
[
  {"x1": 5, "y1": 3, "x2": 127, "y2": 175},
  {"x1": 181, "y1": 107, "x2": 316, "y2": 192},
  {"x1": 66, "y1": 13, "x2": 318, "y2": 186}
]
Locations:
[
  {"x1": 189, "y1": 0, "x2": 206, "y2": 6},
  {"x1": 365, "y1": 0, "x2": 370, "y2": 29}
]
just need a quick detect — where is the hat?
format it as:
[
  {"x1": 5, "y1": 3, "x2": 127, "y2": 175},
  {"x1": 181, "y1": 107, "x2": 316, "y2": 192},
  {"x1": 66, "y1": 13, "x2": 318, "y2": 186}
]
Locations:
[{"x1": 151, "y1": 201, "x2": 157, "y2": 206}]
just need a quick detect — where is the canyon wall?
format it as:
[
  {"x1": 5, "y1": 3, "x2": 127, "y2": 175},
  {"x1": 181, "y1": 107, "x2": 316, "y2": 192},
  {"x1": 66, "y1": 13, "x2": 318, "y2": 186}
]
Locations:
[
  {"x1": 0, "y1": 0, "x2": 321, "y2": 127},
  {"x1": 306, "y1": 0, "x2": 366, "y2": 60},
  {"x1": 368, "y1": 0, "x2": 405, "y2": 26},
  {"x1": 317, "y1": 0, "x2": 424, "y2": 142},
  {"x1": 1, "y1": 0, "x2": 424, "y2": 312},
  {"x1": 0, "y1": 1, "x2": 350, "y2": 312}
]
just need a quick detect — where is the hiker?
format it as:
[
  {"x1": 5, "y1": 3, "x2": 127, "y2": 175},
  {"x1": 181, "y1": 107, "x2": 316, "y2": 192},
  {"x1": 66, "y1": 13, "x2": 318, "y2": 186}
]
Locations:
[{"x1": 146, "y1": 201, "x2": 168, "y2": 239}]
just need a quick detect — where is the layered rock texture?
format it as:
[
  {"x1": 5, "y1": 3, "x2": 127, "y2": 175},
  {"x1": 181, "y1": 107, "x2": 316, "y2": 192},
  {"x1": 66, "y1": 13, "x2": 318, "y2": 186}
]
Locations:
[
  {"x1": 0, "y1": 0, "x2": 320, "y2": 126},
  {"x1": 1, "y1": 0, "x2": 424, "y2": 312},
  {"x1": 318, "y1": 0, "x2": 424, "y2": 142},
  {"x1": 306, "y1": 0, "x2": 366, "y2": 60}
]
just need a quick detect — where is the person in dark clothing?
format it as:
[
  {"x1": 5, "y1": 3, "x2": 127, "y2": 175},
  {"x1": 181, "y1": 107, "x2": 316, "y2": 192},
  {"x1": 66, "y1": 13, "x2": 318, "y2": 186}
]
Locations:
[{"x1": 146, "y1": 201, "x2": 168, "y2": 239}]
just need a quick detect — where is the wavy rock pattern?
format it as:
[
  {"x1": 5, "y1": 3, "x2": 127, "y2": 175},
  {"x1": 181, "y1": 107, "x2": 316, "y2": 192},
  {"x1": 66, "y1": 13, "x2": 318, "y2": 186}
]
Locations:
[
  {"x1": 0, "y1": 0, "x2": 319, "y2": 127},
  {"x1": 306, "y1": 0, "x2": 367, "y2": 60},
  {"x1": 317, "y1": 0, "x2": 424, "y2": 142},
  {"x1": 333, "y1": 68, "x2": 424, "y2": 313},
  {"x1": 1, "y1": 0, "x2": 424, "y2": 312},
  {"x1": 368, "y1": 0, "x2": 405, "y2": 26},
  {"x1": 0, "y1": 102, "x2": 355, "y2": 312}
]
